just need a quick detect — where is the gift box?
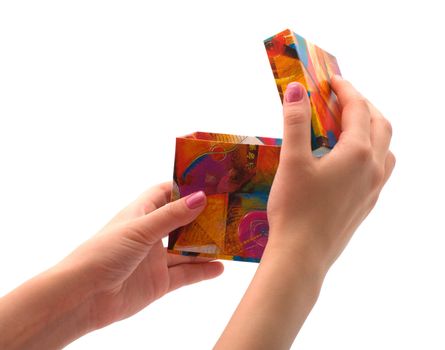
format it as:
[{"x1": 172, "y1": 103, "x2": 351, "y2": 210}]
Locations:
[
  {"x1": 168, "y1": 132, "x2": 281, "y2": 262},
  {"x1": 168, "y1": 30, "x2": 341, "y2": 262},
  {"x1": 264, "y1": 29, "x2": 342, "y2": 156}
]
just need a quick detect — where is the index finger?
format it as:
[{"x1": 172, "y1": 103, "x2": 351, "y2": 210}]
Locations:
[
  {"x1": 331, "y1": 75, "x2": 371, "y2": 143},
  {"x1": 367, "y1": 100, "x2": 393, "y2": 162},
  {"x1": 137, "y1": 181, "x2": 173, "y2": 213},
  {"x1": 106, "y1": 182, "x2": 173, "y2": 227}
]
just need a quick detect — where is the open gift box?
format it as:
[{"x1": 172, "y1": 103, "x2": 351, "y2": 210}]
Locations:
[
  {"x1": 168, "y1": 29, "x2": 342, "y2": 262},
  {"x1": 168, "y1": 132, "x2": 282, "y2": 262}
]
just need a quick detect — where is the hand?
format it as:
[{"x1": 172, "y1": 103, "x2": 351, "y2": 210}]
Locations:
[
  {"x1": 59, "y1": 183, "x2": 224, "y2": 330},
  {"x1": 215, "y1": 77, "x2": 395, "y2": 350},
  {"x1": 0, "y1": 184, "x2": 223, "y2": 350},
  {"x1": 267, "y1": 76, "x2": 395, "y2": 272}
]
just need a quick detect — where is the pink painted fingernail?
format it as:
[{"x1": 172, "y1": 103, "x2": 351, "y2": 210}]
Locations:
[
  {"x1": 285, "y1": 82, "x2": 305, "y2": 103},
  {"x1": 185, "y1": 191, "x2": 206, "y2": 209}
]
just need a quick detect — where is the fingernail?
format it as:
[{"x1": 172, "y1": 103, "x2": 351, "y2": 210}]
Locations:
[
  {"x1": 185, "y1": 191, "x2": 206, "y2": 209},
  {"x1": 332, "y1": 74, "x2": 342, "y2": 81},
  {"x1": 285, "y1": 82, "x2": 305, "y2": 103}
]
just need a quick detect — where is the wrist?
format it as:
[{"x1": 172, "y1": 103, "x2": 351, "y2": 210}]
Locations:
[
  {"x1": 264, "y1": 230, "x2": 329, "y2": 286},
  {"x1": 215, "y1": 230, "x2": 326, "y2": 350},
  {"x1": 46, "y1": 263, "x2": 97, "y2": 332},
  {"x1": 0, "y1": 264, "x2": 95, "y2": 349}
]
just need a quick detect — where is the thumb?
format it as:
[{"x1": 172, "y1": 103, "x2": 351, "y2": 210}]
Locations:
[
  {"x1": 282, "y1": 82, "x2": 312, "y2": 160},
  {"x1": 125, "y1": 191, "x2": 207, "y2": 245}
]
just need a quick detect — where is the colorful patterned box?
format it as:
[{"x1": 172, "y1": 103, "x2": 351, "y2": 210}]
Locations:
[
  {"x1": 168, "y1": 30, "x2": 341, "y2": 262},
  {"x1": 264, "y1": 29, "x2": 342, "y2": 155},
  {"x1": 168, "y1": 132, "x2": 281, "y2": 262}
]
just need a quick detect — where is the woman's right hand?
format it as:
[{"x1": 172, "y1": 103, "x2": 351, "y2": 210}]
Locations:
[
  {"x1": 267, "y1": 76, "x2": 395, "y2": 273},
  {"x1": 215, "y1": 76, "x2": 395, "y2": 350}
]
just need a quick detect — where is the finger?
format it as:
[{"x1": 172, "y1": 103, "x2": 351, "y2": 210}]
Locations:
[
  {"x1": 136, "y1": 181, "x2": 172, "y2": 214},
  {"x1": 381, "y1": 151, "x2": 396, "y2": 188},
  {"x1": 281, "y1": 82, "x2": 313, "y2": 160},
  {"x1": 168, "y1": 261, "x2": 224, "y2": 292},
  {"x1": 166, "y1": 251, "x2": 215, "y2": 267},
  {"x1": 125, "y1": 191, "x2": 207, "y2": 246},
  {"x1": 331, "y1": 75, "x2": 371, "y2": 143},
  {"x1": 107, "y1": 182, "x2": 173, "y2": 226},
  {"x1": 368, "y1": 101, "x2": 393, "y2": 162},
  {"x1": 338, "y1": 151, "x2": 396, "y2": 253}
]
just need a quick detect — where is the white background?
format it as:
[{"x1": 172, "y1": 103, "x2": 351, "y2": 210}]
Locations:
[{"x1": 1, "y1": 1, "x2": 444, "y2": 349}]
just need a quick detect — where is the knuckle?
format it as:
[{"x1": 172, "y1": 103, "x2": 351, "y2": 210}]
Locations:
[
  {"x1": 375, "y1": 116, "x2": 392, "y2": 138},
  {"x1": 351, "y1": 142, "x2": 373, "y2": 164},
  {"x1": 383, "y1": 119, "x2": 393, "y2": 137},
  {"x1": 123, "y1": 224, "x2": 154, "y2": 247},
  {"x1": 370, "y1": 163, "x2": 385, "y2": 189},
  {"x1": 337, "y1": 77, "x2": 352, "y2": 90},
  {"x1": 343, "y1": 97, "x2": 369, "y2": 118},
  {"x1": 369, "y1": 193, "x2": 380, "y2": 209},
  {"x1": 279, "y1": 151, "x2": 314, "y2": 172},
  {"x1": 283, "y1": 107, "x2": 310, "y2": 127},
  {"x1": 388, "y1": 151, "x2": 396, "y2": 167},
  {"x1": 349, "y1": 96, "x2": 369, "y2": 111},
  {"x1": 385, "y1": 151, "x2": 396, "y2": 177},
  {"x1": 165, "y1": 201, "x2": 187, "y2": 225}
]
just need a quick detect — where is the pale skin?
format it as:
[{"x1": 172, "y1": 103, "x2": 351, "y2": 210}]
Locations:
[{"x1": 0, "y1": 75, "x2": 395, "y2": 349}]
